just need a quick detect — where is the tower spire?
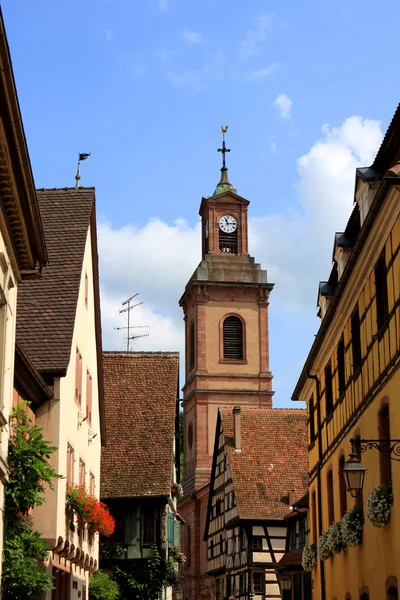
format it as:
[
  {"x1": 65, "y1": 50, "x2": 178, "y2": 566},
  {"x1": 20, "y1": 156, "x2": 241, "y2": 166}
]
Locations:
[{"x1": 214, "y1": 126, "x2": 236, "y2": 196}]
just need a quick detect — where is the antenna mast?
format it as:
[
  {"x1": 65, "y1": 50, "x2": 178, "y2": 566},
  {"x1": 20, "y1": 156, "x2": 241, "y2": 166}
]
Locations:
[{"x1": 115, "y1": 294, "x2": 149, "y2": 351}]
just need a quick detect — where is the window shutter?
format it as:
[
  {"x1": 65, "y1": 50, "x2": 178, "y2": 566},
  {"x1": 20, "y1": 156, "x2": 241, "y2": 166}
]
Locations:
[
  {"x1": 168, "y1": 513, "x2": 174, "y2": 548},
  {"x1": 86, "y1": 372, "x2": 92, "y2": 426},
  {"x1": 174, "y1": 520, "x2": 180, "y2": 547},
  {"x1": 223, "y1": 316, "x2": 243, "y2": 360}
]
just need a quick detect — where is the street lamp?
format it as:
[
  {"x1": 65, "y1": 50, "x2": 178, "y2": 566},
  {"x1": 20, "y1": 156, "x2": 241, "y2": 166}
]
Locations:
[
  {"x1": 174, "y1": 584, "x2": 183, "y2": 600},
  {"x1": 343, "y1": 439, "x2": 366, "y2": 497},
  {"x1": 279, "y1": 574, "x2": 292, "y2": 591}
]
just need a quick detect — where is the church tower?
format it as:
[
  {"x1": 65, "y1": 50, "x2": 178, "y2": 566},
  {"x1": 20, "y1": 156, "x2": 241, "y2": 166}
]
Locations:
[{"x1": 179, "y1": 130, "x2": 274, "y2": 600}]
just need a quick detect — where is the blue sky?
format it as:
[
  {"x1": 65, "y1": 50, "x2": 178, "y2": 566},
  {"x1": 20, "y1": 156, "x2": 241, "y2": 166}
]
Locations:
[{"x1": 3, "y1": 0, "x2": 398, "y2": 405}]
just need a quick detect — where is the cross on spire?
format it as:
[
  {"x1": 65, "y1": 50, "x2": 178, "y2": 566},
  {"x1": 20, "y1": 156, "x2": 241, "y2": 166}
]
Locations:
[{"x1": 218, "y1": 125, "x2": 230, "y2": 170}]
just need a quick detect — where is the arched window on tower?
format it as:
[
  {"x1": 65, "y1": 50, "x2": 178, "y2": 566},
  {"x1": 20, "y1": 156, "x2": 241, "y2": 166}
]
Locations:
[
  {"x1": 223, "y1": 316, "x2": 244, "y2": 360},
  {"x1": 379, "y1": 402, "x2": 392, "y2": 484},
  {"x1": 188, "y1": 321, "x2": 195, "y2": 371}
]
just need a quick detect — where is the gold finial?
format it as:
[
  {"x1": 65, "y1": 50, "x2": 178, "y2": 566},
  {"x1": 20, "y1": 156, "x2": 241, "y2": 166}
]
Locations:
[{"x1": 221, "y1": 125, "x2": 228, "y2": 134}]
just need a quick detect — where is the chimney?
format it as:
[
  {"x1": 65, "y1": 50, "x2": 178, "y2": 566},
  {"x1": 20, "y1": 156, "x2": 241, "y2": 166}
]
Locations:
[{"x1": 233, "y1": 406, "x2": 242, "y2": 453}]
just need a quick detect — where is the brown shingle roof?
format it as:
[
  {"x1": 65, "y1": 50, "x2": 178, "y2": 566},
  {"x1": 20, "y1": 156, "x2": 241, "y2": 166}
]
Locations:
[
  {"x1": 221, "y1": 408, "x2": 308, "y2": 520},
  {"x1": 100, "y1": 352, "x2": 179, "y2": 499},
  {"x1": 16, "y1": 188, "x2": 95, "y2": 375}
]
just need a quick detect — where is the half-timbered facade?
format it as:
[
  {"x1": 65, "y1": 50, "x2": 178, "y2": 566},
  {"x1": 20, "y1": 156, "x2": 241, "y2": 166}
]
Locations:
[{"x1": 205, "y1": 407, "x2": 308, "y2": 600}]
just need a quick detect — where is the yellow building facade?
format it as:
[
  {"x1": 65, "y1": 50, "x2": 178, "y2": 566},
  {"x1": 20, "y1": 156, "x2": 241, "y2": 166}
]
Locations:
[{"x1": 292, "y1": 105, "x2": 400, "y2": 600}]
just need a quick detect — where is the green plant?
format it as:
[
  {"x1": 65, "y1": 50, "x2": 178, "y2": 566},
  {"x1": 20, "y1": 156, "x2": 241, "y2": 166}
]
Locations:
[
  {"x1": 328, "y1": 521, "x2": 346, "y2": 554},
  {"x1": 302, "y1": 543, "x2": 317, "y2": 571},
  {"x1": 90, "y1": 571, "x2": 119, "y2": 600},
  {"x1": 2, "y1": 403, "x2": 61, "y2": 599},
  {"x1": 367, "y1": 484, "x2": 392, "y2": 527},
  {"x1": 115, "y1": 546, "x2": 176, "y2": 600},
  {"x1": 340, "y1": 505, "x2": 363, "y2": 547},
  {"x1": 317, "y1": 530, "x2": 332, "y2": 561}
]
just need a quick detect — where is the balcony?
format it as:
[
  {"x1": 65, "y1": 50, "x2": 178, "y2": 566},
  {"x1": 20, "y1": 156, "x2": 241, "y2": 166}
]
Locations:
[{"x1": 100, "y1": 541, "x2": 141, "y2": 560}]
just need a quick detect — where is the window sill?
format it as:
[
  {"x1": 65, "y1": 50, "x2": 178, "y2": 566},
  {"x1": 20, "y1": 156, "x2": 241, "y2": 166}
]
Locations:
[{"x1": 219, "y1": 359, "x2": 247, "y2": 365}]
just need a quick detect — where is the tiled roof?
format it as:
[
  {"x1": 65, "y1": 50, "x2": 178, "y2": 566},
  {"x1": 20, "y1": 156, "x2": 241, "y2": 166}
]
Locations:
[
  {"x1": 16, "y1": 188, "x2": 95, "y2": 375},
  {"x1": 221, "y1": 408, "x2": 308, "y2": 520},
  {"x1": 100, "y1": 352, "x2": 179, "y2": 499}
]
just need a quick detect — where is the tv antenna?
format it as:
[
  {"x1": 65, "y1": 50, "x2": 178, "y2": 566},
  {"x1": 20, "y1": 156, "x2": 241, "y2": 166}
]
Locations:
[{"x1": 114, "y1": 293, "x2": 149, "y2": 351}]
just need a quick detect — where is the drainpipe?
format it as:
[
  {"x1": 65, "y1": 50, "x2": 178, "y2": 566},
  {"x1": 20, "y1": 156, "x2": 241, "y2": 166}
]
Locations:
[{"x1": 308, "y1": 373, "x2": 326, "y2": 600}]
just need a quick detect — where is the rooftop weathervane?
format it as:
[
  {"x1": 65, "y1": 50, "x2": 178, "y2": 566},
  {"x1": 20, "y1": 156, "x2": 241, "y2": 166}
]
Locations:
[
  {"x1": 75, "y1": 152, "x2": 91, "y2": 188},
  {"x1": 218, "y1": 125, "x2": 230, "y2": 171}
]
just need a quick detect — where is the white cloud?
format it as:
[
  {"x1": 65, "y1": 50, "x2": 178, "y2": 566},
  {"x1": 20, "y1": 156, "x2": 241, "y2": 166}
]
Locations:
[
  {"x1": 247, "y1": 63, "x2": 278, "y2": 82},
  {"x1": 166, "y1": 51, "x2": 225, "y2": 93},
  {"x1": 116, "y1": 51, "x2": 146, "y2": 76},
  {"x1": 182, "y1": 29, "x2": 207, "y2": 44},
  {"x1": 238, "y1": 13, "x2": 275, "y2": 59},
  {"x1": 98, "y1": 115, "x2": 383, "y2": 400},
  {"x1": 270, "y1": 140, "x2": 279, "y2": 153},
  {"x1": 158, "y1": 0, "x2": 168, "y2": 11},
  {"x1": 274, "y1": 93, "x2": 293, "y2": 120},
  {"x1": 105, "y1": 29, "x2": 114, "y2": 42}
]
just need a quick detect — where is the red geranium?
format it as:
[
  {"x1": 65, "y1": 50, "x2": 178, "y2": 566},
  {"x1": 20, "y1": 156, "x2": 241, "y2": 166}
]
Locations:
[{"x1": 66, "y1": 484, "x2": 115, "y2": 537}]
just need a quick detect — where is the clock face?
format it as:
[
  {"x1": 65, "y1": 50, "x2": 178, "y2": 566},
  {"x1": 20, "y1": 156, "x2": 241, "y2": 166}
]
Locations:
[
  {"x1": 205, "y1": 219, "x2": 209, "y2": 238},
  {"x1": 219, "y1": 215, "x2": 237, "y2": 234}
]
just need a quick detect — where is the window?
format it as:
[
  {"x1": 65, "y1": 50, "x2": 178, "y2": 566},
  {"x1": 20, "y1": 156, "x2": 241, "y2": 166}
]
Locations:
[
  {"x1": 223, "y1": 316, "x2": 243, "y2": 360},
  {"x1": 379, "y1": 403, "x2": 392, "y2": 484},
  {"x1": 79, "y1": 458, "x2": 85, "y2": 487},
  {"x1": 288, "y1": 521, "x2": 296, "y2": 550},
  {"x1": 309, "y1": 393, "x2": 315, "y2": 442},
  {"x1": 75, "y1": 348, "x2": 83, "y2": 406},
  {"x1": 375, "y1": 251, "x2": 388, "y2": 330},
  {"x1": 388, "y1": 588, "x2": 399, "y2": 600},
  {"x1": 89, "y1": 472, "x2": 95, "y2": 495},
  {"x1": 252, "y1": 537, "x2": 262, "y2": 551},
  {"x1": 351, "y1": 308, "x2": 362, "y2": 373},
  {"x1": 84, "y1": 272, "x2": 89, "y2": 308},
  {"x1": 253, "y1": 573, "x2": 263, "y2": 594},
  {"x1": 188, "y1": 322, "x2": 195, "y2": 371},
  {"x1": 327, "y1": 469, "x2": 334, "y2": 525},
  {"x1": 67, "y1": 443, "x2": 75, "y2": 486},
  {"x1": 303, "y1": 573, "x2": 312, "y2": 600},
  {"x1": 298, "y1": 519, "x2": 306, "y2": 548},
  {"x1": 337, "y1": 336, "x2": 346, "y2": 397},
  {"x1": 187, "y1": 423, "x2": 193, "y2": 449},
  {"x1": 311, "y1": 491, "x2": 317, "y2": 543},
  {"x1": 325, "y1": 363, "x2": 333, "y2": 417},
  {"x1": 143, "y1": 507, "x2": 155, "y2": 544},
  {"x1": 339, "y1": 455, "x2": 347, "y2": 518},
  {"x1": 86, "y1": 371, "x2": 92, "y2": 427},
  {"x1": 186, "y1": 525, "x2": 191, "y2": 567},
  {"x1": 360, "y1": 594, "x2": 369, "y2": 600},
  {"x1": 239, "y1": 574, "x2": 245, "y2": 594}
]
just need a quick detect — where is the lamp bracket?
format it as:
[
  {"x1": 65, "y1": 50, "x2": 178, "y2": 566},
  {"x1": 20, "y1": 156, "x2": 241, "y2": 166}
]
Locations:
[{"x1": 358, "y1": 438, "x2": 400, "y2": 461}]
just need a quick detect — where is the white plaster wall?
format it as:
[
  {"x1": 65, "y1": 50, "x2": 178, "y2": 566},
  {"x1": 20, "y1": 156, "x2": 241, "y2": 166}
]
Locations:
[
  {"x1": 34, "y1": 225, "x2": 102, "y2": 599},
  {"x1": 0, "y1": 235, "x2": 18, "y2": 581}
]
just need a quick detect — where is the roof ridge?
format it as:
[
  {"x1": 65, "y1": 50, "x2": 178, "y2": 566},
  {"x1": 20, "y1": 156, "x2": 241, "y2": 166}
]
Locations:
[
  {"x1": 103, "y1": 351, "x2": 179, "y2": 355},
  {"x1": 36, "y1": 187, "x2": 95, "y2": 191}
]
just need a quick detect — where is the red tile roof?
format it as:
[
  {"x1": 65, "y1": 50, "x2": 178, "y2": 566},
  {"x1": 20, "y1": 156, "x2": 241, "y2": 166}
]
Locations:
[
  {"x1": 16, "y1": 188, "x2": 95, "y2": 375},
  {"x1": 100, "y1": 352, "x2": 179, "y2": 499},
  {"x1": 221, "y1": 408, "x2": 308, "y2": 520}
]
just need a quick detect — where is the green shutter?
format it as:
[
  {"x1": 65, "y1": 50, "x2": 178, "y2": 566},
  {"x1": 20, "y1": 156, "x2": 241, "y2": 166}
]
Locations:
[{"x1": 168, "y1": 513, "x2": 174, "y2": 548}]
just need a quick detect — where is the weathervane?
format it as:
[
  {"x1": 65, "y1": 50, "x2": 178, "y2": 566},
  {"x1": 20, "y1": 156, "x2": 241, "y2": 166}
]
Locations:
[
  {"x1": 75, "y1": 153, "x2": 91, "y2": 188},
  {"x1": 218, "y1": 125, "x2": 230, "y2": 170}
]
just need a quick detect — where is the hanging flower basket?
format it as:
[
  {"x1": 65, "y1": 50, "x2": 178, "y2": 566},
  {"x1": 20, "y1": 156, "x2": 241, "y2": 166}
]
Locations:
[
  {"x1": 328, "y1": 521, "x2": 346, "y2": 554},
  {"x1": 367, "y1": 484, "x2": 393, "y2": 528},
  {"x1": 302, "y1": 543, "x2": 317, "y2": 571},
  {"x1": 169, "y1": 546, "x2": 186, "y2": 564},
  {"x1": 66, "y1": 484, "x2": 115, "y2": 537},
  {"x1": 340, "y1": 505, "x2": 363, "y2": 547},
  {"x1": 317, "y1": 530, "x2": 332, "y2": 561},
  {"x1": 171, "y1": 483, "x2": 184, "y2": 501}
]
